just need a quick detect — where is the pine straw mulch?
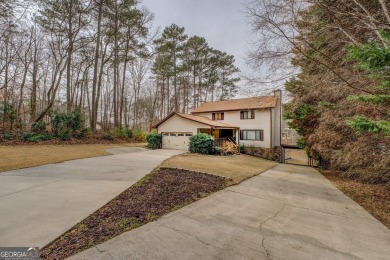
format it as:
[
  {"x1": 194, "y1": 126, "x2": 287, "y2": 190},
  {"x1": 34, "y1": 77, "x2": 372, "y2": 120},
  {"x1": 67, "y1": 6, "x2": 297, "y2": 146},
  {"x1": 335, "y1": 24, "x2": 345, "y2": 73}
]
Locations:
[
  {"x1": 40, "y1": 168, "x2": 226, "y2": 260},
  {"x1": 321, "y1": 170, "x2": 390, "y2": 229}
]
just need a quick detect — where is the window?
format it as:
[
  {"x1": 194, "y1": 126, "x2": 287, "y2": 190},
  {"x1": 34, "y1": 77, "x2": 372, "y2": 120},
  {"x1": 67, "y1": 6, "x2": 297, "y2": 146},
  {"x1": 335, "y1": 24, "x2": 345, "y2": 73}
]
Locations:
[
  {"x1": 240, "y1": 130, "x2": 264, "y2": 141},
  {"x1": 212, "y1": 112, "x2": 224, "y2": 120},
  {"x1": 163, "y1": 132, "x2": 193, "y2": 137},
  {"x1": 240, "y1": 110, "x2": 255, "y2": 119}
]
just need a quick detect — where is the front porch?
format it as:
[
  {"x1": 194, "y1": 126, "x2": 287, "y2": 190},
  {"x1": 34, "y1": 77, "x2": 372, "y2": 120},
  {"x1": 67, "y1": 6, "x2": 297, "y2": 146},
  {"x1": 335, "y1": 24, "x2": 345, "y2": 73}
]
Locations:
[{"x1": 197, "y1": 128, "x2": 238, "y2": 148}]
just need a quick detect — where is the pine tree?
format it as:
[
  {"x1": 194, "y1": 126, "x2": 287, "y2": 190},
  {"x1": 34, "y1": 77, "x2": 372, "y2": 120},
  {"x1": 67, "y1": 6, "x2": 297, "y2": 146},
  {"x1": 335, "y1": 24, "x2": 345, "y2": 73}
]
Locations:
[{"x1": 154, "y1": 24, "x2": 188, "y2": 112}]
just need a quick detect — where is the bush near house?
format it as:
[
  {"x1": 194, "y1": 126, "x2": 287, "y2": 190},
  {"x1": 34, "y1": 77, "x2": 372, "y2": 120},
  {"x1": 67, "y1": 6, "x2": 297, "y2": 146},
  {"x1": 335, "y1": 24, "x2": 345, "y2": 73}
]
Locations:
[
  {"x1": 239, "y1": 144, "x2": 246, "y2": 154},
  {"x1": 189, "y1": 133, "x2": 214, "y2": 155},
  {"x1": 146, "y1": 131, "x2": 162, "y2": 149},
  {"x1": 243, "y1": 146, "x2": 282, "y2": 162},
  {"x1": 220, "y1": 141, "x2": 239, "y2": 156}
]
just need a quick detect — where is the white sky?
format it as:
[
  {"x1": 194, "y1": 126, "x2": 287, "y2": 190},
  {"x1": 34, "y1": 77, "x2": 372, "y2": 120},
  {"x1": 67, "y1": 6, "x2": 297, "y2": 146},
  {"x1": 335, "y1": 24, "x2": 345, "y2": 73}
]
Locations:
[{"x1": 141, "y1": 0, "x2": 252, "y2": 76}]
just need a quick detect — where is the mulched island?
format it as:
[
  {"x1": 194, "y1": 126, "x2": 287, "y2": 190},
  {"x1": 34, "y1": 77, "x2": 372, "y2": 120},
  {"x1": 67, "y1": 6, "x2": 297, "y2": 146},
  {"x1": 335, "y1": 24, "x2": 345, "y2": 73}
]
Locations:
[{"x1": 40, "y1": 168, "x2": 226, "y2": 260}]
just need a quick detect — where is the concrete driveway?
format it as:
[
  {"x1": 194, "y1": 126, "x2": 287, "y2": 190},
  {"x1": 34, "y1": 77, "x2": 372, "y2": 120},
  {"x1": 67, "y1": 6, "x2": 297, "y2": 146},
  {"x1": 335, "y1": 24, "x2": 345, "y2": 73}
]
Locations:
[
  {"x1": 71, "y1": 164, "x2": 390, "y2": 260},
  {"x1": 0, "y1": 148, "x2": 183, "y2": 248}
]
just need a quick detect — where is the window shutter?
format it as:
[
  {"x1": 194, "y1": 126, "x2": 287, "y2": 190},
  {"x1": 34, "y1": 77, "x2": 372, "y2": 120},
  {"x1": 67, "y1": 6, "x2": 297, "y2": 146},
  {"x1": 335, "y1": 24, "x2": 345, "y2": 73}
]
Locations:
[
  {"x1": 212, "y1": 113, "x2": 215, "y2": 120},
  {"x1": 251, "y1": 111, "x2": 255, "y2": 119},
  {"x1": 221, "y1": 113, "x2": 224, "y2": 120},
  {"x1": 240, "y1": 111, "x2": 243, "y2": 119},
  {"x1": 240, "y1": 130, "x2": 243, "y2": 140},
  {"x1": 260, "y1": 130, "x2": 264, "y2": 141}
]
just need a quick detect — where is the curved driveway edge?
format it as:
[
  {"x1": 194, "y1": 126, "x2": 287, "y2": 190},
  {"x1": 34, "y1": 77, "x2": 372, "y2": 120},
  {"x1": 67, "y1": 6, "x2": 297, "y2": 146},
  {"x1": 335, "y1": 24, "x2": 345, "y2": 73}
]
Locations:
[
  {"x1": 71, "y1": 164, "x2": 390, "y2": 260},
  {"x1": 0, "y1": 148, "x2": 183, "y2": 248}
]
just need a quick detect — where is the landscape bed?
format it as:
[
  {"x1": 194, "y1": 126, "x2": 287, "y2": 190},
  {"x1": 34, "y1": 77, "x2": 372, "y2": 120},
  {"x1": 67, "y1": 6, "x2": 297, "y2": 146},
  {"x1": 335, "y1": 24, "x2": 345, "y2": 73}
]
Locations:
[{"x1": 40, "y1": 168, "x2": 226, "y2": 260}]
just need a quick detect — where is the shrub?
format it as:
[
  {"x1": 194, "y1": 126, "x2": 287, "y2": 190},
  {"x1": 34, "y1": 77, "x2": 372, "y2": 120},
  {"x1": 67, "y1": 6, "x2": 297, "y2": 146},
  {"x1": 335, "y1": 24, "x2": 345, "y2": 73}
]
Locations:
[
  {"x1": 21, "y1": 132, "x2": 53, "y2": 142},
  {"x1": 113, "y1": 127, "x2": 132, "y2": 139},
  {"x1": 31, "y1": 120, "x2": 46, "y2": 134},
  {"x1": 51, "y1": 109, "x2": 85, "y2": 141},
  {"x1": 3, "y1": 133, "x2": 13, "y2": 140},
  {"x1": 221, "y1": 141, "x2": 238, "y2": 156},
  {"x1": 146, "y1": 131, "x2": 162, "y2": 149},
  {"x1": 239, "y1": 144, "x2": 246, "y2": 154},
  {"x1": 244, "y1": 146, "x2": 282, "y2": 162},
  {"x1": 132, "y1": 129, "x2": 146, "y2": 142},
  {"x1": 103, "y1": 132, "x2": 114, "y2": 141},
  {"x1": 189, "y1": 133, "x2": 214, "y2": 154},
  {"x1": 73, "y1": 128, "x2": 88, "y2": 139},
  {"x1": 213, "y1": 146, "x2": 221, "y2": 155},
  {"x1": 0, "y1": 101, "x2": 17, "y2": 129}
]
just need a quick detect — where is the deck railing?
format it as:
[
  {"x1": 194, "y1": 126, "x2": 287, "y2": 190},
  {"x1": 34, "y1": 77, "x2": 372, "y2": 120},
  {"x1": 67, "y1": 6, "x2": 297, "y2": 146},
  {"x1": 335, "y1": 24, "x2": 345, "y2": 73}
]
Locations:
[
  {"x1": 214, "y1": 137, "x2": 239, "y2": 154},
  {"x1": 214, "y1": 138, "x2": 225, "y2": 148}
]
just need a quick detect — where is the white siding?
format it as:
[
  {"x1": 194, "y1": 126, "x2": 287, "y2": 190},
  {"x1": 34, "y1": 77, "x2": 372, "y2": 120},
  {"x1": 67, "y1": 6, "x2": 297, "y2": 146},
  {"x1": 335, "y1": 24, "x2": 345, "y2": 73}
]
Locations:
[
  {"x1": 195, "y1": 110, "x2": 272, "y2": 148},
  {"x1": 157, "y1": 114, "x2": 210, "y2": 134},
  {"x1": 157, "y1": 114, "x2": 211, "y2": 151}
]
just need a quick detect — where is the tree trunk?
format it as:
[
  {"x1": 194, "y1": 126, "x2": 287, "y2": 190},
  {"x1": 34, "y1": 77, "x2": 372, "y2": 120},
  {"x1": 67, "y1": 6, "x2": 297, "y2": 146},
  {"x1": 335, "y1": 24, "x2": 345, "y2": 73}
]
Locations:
[{"x1": 91, "y1": 0, "x2": 103, "y2": 131}]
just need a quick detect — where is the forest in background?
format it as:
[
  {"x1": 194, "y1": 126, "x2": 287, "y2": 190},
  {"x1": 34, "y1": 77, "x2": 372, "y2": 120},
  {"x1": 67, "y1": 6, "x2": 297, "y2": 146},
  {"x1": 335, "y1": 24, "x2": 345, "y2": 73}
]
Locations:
[
  {"x1": 0, "y1": 0, "x2": 240, "y2": 136},
  {"x1": 247, "y1": 0, "x2": 390, "y2": 187}
]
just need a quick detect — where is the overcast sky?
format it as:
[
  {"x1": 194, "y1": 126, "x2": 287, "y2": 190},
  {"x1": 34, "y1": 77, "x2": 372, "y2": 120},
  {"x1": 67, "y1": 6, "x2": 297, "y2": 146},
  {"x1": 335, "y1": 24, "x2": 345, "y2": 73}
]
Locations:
[{"x1": 142, "y1": 0, "x2": 252, "y2": 76}]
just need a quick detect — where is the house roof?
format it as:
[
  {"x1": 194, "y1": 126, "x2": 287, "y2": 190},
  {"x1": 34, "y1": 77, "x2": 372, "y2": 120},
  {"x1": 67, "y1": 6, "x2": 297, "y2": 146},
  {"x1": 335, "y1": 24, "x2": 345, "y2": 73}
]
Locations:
[
  {"x1": 191, "y1": 96, "x2": 278, "y2": 113},
  {"x1": 152, "y1": 112, "x2": 239, "y2": 129}
]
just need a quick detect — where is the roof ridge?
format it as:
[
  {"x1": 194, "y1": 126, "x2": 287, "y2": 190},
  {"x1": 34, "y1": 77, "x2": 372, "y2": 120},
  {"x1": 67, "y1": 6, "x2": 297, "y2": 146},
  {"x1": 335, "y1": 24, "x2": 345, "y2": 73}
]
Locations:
[
  {"x1": 191, "y1": 96, "x2": 278, "y2": 113},
  {"x1": 201, "y1": 96, "x2": 274, "y2": 103}
]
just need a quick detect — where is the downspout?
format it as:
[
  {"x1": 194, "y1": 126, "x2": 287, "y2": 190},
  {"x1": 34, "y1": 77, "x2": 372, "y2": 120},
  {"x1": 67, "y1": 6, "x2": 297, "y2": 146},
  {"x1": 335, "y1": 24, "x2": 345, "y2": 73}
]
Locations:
[
  {"x1": 270, "y1": 109, "x2": 273, "y2": 149},
  {"x1": 279, "y1": 95, "x2": 283, "y2": 162}
]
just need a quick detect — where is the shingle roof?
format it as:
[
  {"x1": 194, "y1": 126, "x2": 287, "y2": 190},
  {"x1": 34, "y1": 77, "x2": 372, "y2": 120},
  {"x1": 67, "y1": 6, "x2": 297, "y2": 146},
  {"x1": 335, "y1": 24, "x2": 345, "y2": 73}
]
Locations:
[
  {"x1": 153, "y1": 112, "x2": 238, "y2": 129},
  {"x1": 177, "y1": 113, "x2": 238, "y2": 128},
  {"x1": 191, "y1": 96, "x2": 278, "y2": 114}
]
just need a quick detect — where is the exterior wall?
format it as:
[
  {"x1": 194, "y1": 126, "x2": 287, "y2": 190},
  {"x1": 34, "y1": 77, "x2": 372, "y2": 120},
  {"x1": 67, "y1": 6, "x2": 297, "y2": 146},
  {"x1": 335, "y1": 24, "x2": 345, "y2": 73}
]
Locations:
[
  {"x1": 195, "y1": 110, "x2": 272, "y2": 148},
  {"x1": 157, "y1": 114, "x2": 210, "y2": 134}
]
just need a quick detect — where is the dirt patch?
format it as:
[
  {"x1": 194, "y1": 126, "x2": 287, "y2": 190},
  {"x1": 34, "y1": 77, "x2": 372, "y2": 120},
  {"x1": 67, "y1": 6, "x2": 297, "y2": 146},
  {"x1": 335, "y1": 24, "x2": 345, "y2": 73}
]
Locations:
[
  {"x1": 40, "y1": 168, "x2": 226, "y2": 260},
  {"x1": 322, "y1": 170, "x2": 390, "y2": 229},
  {"x1": 0, "y1": 143, "x2": 146, "y2": 172},
  {"x1": 161, "y1": 153, "x2": 277, "y2": 184}
]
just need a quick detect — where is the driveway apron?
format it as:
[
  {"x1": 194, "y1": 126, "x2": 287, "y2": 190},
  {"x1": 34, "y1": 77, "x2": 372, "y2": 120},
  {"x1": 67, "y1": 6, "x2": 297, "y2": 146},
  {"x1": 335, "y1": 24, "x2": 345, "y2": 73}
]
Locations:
[
  {"x1": 0, "y1": 148, "x2": 183, "y2": 248},
  {"x1": 71, "y1": 164, "x2": 390, "y2": 260}
]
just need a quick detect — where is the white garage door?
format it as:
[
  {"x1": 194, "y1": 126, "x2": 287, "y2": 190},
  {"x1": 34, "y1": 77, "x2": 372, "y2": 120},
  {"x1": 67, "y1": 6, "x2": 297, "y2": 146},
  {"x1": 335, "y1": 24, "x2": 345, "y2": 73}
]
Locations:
[{"x1": 162, "y1": 132, "x2": 192, "y2": 150}]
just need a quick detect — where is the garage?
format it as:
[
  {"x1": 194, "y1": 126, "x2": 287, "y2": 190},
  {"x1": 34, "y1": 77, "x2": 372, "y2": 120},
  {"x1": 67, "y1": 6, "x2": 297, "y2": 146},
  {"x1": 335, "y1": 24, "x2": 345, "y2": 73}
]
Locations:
[
  {"x1": 162, "y1": 132, "x2": 192, "y2": 150},
  {"x1": 153, "y1": 112, "x2": 238, "y2": 151}
]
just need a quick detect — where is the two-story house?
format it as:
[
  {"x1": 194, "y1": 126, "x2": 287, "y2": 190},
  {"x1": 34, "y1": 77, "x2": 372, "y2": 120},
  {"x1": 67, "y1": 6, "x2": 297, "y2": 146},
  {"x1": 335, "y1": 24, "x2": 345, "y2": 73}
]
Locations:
[{"x1": 153, "y1": 90, "x2": 282, "y2": 151}]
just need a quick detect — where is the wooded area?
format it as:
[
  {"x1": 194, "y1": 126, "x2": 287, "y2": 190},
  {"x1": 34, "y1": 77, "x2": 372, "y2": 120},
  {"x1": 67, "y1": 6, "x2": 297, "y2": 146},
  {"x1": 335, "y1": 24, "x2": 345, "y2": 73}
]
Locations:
[
  {"x1": 0, "y1": 0, "x2": 240, "y2": 134},
  {"x1": 247, "y1": 0, "x2": 390, "y2": 187}
]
